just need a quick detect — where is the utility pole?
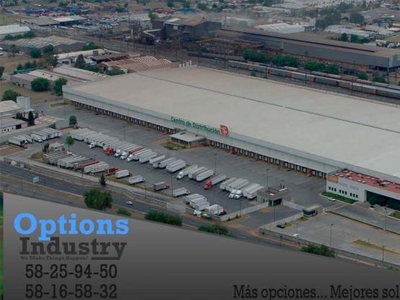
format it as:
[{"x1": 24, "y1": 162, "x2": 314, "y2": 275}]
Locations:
[
  {"x1": 382, "y1": 246, "x2": 385, "y2": 262},
  {"x1": 384, "y1": 206, "x2": 387, "y2": 231},
  {"x1": 330, "y1": 224, "x2": 333, "y2": 247},
  {"x1": 214, "y1": 153, "x2": 217, "y2": 175}
]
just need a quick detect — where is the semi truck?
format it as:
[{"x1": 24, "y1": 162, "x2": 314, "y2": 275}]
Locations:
[
  {"x1": 74, "y1": 160, "x2": 99, "y2": 171},
  {"x1": 18, "y1": 135, "x2": 33, "y2": 143},
  {"x1": 139, "y1": 152, "x2": 157, "y2": 163},
  {"x1": 172, "y1": 188, "x2": 190, "y2": 197},
  {"x1": 190, "y1": 198, "x2": 210, "y2": 211},
  {"x1": 115, "y1": 169, "x2": 132, "y2": 179},
  {"x1": 128, "y1": 175, "x2": 145, "y2": 185},
  {"x1": 153, "y1": 182, "x2": 170, "y2": 191},
  {"x1": 176, "y1": 165, "x2": 198, "y2": 180},
  {"x1": 219, "y1": 178, "x2": 237, "y2": 191},
  {"x1": 166, "y1": 160, "x2": 186, "y2": 173},
  {"x1": 30, "y1": 133, "x2": 44, "y2": 143},
  {"x1": 157, "y1": 157, "x2": 176, "y2": 169},
  {"x1": 195, "y1": 169, "x2": 214, "y2": 182},
  {"x1": 124, "y1": 146, "x2": 147, "y2": 160},
  {"x1": 203, "y1": 174, "x2": 227, "y2": 189},
  {"x1": 241, "y1": 183, "x2": 260, "y2": 197},
  {"x1": 184, "y1": 194, "x2": 206, "y2": 204},
  {"x1": 188, "y1": 167, "x2": 208, "y2": 179}
]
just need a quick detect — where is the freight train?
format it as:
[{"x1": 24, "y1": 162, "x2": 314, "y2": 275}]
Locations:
[{"x1": 228, "y1": 60, "x2": 400, "y2": 100}]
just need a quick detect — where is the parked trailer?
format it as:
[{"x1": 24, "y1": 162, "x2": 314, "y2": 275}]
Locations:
[
  {"x1": 131, "y1": 149, "x2": 152, "y2": 161},
  {"x1": 203, "y1": 174, "x2": 227, "y2": 189},
  {"x1": 241, "y1": 183, "x2": 260, "y2": 197},
  {"x1": 30, "y1": 133, "x2": 44, "y2": 143},
  {"x1": 84, "y1": 162, "x2": 108, "y2": 174},
  {"x1": 149, "y1": 155, "x2": 165, "y2": 164},
  {"x1": 120, "y1": 145, "x2": 143, "y2": 160},
  {"x1": 104, "y1": 167, "x2": 119, "y2": 176},
  {"x1": 176, "y1": 165, "x2": 199, "y2": 180},
  {"x1": 157, "y1": 157, "x2": 176, "y2": 169},
  {"x1": 153, "y1": 182, "x2": 170, "y2": 191},
  {"x1": 45, "y1": 153, "x2": 70, "y2": 165},
  {"x1": 228, "y1": 179, "x2": 250, "y2": 193},
  {"x1": 205, "y1": 204, "x2": 224, "y2": 215},
  {"x1": 74, "y1": 159, "x2": 99, "y2": 171},
  {"x1": 139, "y1": 152, "x2": 157, "y2": 163},
  {"x1": 172, "y1": 188, "x2": 190, "y2": 197},
  {"x1": 31, "y1": 131, "x2": 47, "y2": 141},
  {"x1": 8, "y1": 137, "x2": 27, "y2": 148},
  {"x1": 188, "y1": 167, "x2": 208, "y2": 179},
  {"x1": 71, "y1": 129, "x2": 95, "y2": 141},
  {"x1": 191, "y1": 199, "x2": 210, "y2": 211},
  {"x1": 90, "y1": 163, "x2": 110, "y2": 174},
  {"x1": 225, "y1": 178, "x2": 246, "y2": 192},
  {"x1": 97, "y1": 137, "x2": 119, "y2": 148},
  {"x1": 128, "y1": 175, "x2": 145, "y2": 185},
  {"x1": 219, "y1": 178, "x2": 237, "y2": 190},
  {"x1": 126, "y1": 148, "x2": 147, "y2": 161},
  {"x1": 115, "y1": 169, "x2": 131, "y2": 179},
  {"x1": 13, "y1": 135, "x2": 29, "y2": 144},
  {"x1": 166, "y1": 160, "x2": 186, "y2": 173},
  {"x1": 18, "y1": 135, "x2": 33, "y2": 143},
  {"x1": 59, "y1": 156, "x2": 88, "y2": 169},
  {"x1": 190, "y1": 197, "x2": 208, "y2": 207},
  {"x1": 247, "y1": 186, "x2": 264, "y2": 200},
  {"x1": 195, "y1": 169, "x2": 214, "y2": 182}
]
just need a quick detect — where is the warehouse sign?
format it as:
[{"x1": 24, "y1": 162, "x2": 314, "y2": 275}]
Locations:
[{"x1": 170, "y1": 116, "x2": 221, "y2": 135}]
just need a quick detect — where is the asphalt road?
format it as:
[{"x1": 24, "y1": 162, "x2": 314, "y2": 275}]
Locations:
[{"x1": 0, "y1": 161, "x2": 301, "y2": 252}]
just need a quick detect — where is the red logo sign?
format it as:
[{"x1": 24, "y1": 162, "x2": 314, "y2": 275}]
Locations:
[{"x1": 220, "y1": 125, "x2": 229, "y2": 136}]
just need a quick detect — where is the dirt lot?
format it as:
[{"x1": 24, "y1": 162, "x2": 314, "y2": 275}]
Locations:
[
  {"x1": 0, "y1": 81, "x2": 59, "y2": 103},
  {"x1": 0, "y1": 54, "x2": 32, "y2": 73}
]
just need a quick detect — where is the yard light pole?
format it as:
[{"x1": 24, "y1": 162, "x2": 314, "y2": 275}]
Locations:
[
  {"x1": 330, "y1": 224, "x2": 333, "y2": 247},
  {"x1": 296, "y1": 223, "x2": 299, "y2": 245},
  {"x1": 123, "y1": 126, "x2": 126, "y2": 141},
  {"x1": 214, "y1": 153, "x2": 217, "y2": 175},
  {"x1": 382, "y1": 246, "x2": 385, "y2": 262},
  {"x1": 384, "y1": 206, "x2": 388, "y2": 231},
  {"x1": 266, "y1": 168, "x2": 269, "y2": 190},
  {"x1": 170, "y1": 173, "x2": 173, "y2": 197}
]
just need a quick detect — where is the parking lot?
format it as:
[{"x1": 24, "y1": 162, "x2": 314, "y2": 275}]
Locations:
[
  {"x1": 49, "y1": 106, "x2": 329, "y2": 211},
  {"x1": 272, "y1": 213, "x2": 400, "y2": 266}
]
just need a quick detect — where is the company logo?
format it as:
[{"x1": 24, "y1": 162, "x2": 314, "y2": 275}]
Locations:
[
  {"x1": 170, "y1": 116, "x2": 220, "y2": 135},
  {"x1": 220, "y1": 124, "x2": 229, "y2": 136},
  {"x1": 14, "y1": 213, "x2": 129, "y2": 260}
]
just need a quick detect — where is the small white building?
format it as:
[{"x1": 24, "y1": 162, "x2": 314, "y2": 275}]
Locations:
[
  {"x1": 255, "y1": 23, "x2": 305, "y2": 34},
  {"x1": 326, "y1": 170, "x2": 400, "y2": 202}
]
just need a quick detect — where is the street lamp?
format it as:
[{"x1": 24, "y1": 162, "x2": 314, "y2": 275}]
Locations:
[
  {"x1": 296, "y1": 223, "x2": 299, "y2": 245},
  {"x1": 214, "y1": 153, "x2": 217, "y2": 175},
  {"x1": 384, "y1": 206, "x2": 388, "y2": 231},
  {"x1": 382, "y1": 246, "x2": 385, "y2": 262},
  {"x1": 330, "y1": 224, "x2": 333, "y2": 247},
  {"x1": 266, "y1": 168, "x2": 269, "y2": 190},
  {"x1": 123, "y1": 126, "x2": 126, "y2": 141},
  {"x1": 170, "y1": 173, "x2": 173, "y2": 196}
]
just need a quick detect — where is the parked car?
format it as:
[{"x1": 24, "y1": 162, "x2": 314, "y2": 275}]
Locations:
[{"x1": 126, "y1": 201, "x2": 133, "y2": 206}]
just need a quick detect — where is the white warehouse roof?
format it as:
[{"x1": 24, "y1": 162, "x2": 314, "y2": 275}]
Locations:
[
  {"x1": 0, "y1": 24, "x2": 31, "y2": 36},
  {"x1": 64, "y1": 67, "x2": 400, "y2": 182}
]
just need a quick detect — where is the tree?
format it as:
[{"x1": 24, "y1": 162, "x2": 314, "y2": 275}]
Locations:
[
  {"x1": 16, "y1": 63, "x2": 23, "y2": 70},
  {"x1": 82, "y1": 42, "x2": 101, "y2": 51},
  {"x1": 372, "y1": 76, "x2": 386, "y2": 83},
  {"x1": 198, "y1": 224, "x2": 232, "y2": 236},
  {"x1": 117, "y1": 208, "x2": 131, "y2": 216},
  {"x1": 42, "y1": 143, "x2": 50, "y2": 153},
  {"x1": 28, "y1": 111, "x2": 35, "y2": 126},
  {"x1": 84, "y1": 188, "x2": 113, "y2": 210},
  {"x1": 74, "y1": 54, "x2": 86, "y2": 69},
  {"x1": 324, "y1": 64, "x2": 339, "y2": 75},
  {"x1": 144, "y1": 211, "x2": 182, "y2": 226},
  {"x1": 99, "y1": 173, "x2": 107, "y2": 187},
  {"x1": 115, "y1": 4, "x2": 124, "y2": 12},
  {"x1": 398, "y1": 81, "x2": 400, "y2": 86},
  {"x1": 24, "y1": 61, "x2": 33, "y2": 69},
  {"x1": 358, "y1": 72, "x2": 368, "y2": 80},
  {"x1": 30, "y1": 48, "x2": 42, "y2": 59},
  {"x1": 10, "y1": 44, "x2": 18, "y2": 58},
  {"x1": 349, "y1": 12, "x2": 365, "y2": 24},
  {"x1": 31, "y1": 78, "x2": 50, "y2": 91},
  {"x1": 339, "y1": 33, "x2": 348, "y2": 42},
  {"x1": 148, "y1": 10, "x2": 157, "y2": 21},
  {"x1": 32, "y1": 60, "x2": 37, "y2": 68},
  {"x1": 197, "y1": 3, "x2": 208, "y2": 11},
  {"x1": 167, "y1": 0, "x2": 174, "y2": 7},
  {"x1": 0, "y1": 66, "x2": 4, "y2": 78},
  {"x1": 54, "y1": 77, "x2": 68, "y2": 96},
  {"x1": 301, "y1": 244, "x2": 335, "y2": 257},
  {"x1": 65, "y1": 136, "x2": 75, "y2": 151},
  {"x1": 47, "y1": 55, "x2": 58, "y2": 67},
  {"x1": 42, "y1": 44, "x2": 54, "y2": 55},
  {"x1": 108, "y1": 69, "x2": 125, "y2": 76},
  {"x1": 2, "y1": 89, "x2": 20, "y2": 101},
  {"x1": 69, "y1": 115, "x2": 77, "y2": 126}
]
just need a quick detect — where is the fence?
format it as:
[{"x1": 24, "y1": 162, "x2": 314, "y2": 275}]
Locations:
[
  {"x1": 260, "y1": 212, "x2": 304, "y2": 229},
  {"x1": 218, "y1": 201, "x2": 270, "y2": 221}
]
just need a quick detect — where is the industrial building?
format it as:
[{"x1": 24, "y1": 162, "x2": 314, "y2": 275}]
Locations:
[
  {"x1": 0, "y1": 35, "x2": 85, "y2": 53},
  {"x1": 218, "y1": 28, "x2": 400, "y2": 71},
  {"x1": 0, "y1": 25, "x2": 31, "y2": 39},
  {"x1": 62, "y1": 67, "x2": 400, "y2": 203}
]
